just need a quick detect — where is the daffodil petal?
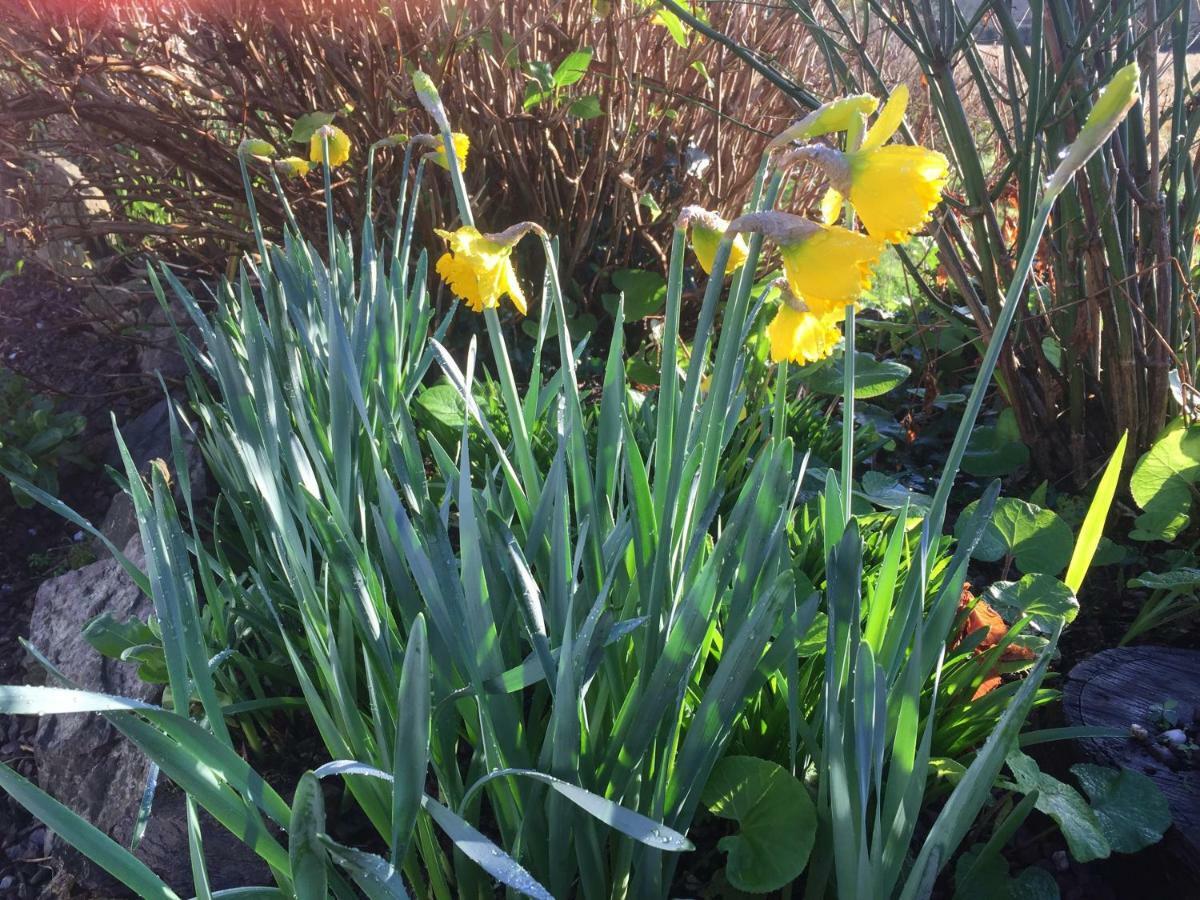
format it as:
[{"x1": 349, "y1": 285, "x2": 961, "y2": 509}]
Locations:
[
  {"x1": 779, "y1": 225, "x2": 882, "y2": 312},
  {"x1": 434, "y1": 226, "x2": 527, "y2": 315},
  {"x1": 819, "y1": 187, "x2": 845, "y2": 225},
  {"x1": 767, "y1": 306, "x2": 842, "y2": 364},
  {"x1": 859, "y1": 84, "x2": 909, "y2": 153}
]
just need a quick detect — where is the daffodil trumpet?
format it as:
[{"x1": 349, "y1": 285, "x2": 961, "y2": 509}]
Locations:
[
  {"x1": 434, "y1": 222, "x2": 543, "y2": 316},
  {"x1": 309, "y1": 124, "x2": 351, "y2": 168},
  {"x1": 763, "y1": 280, "x2": 844, "y2": 367},
  {"x1": 767, "y1": 93, "x2": 879, "y2": 149},
  {"x1": 728, "y1": 211, "x2": 881, "y2": 316}
]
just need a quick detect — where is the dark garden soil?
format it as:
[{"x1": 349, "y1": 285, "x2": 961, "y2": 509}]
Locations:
[{"x1": 0, "y1": 271, "x2": 155, "y2": 897}]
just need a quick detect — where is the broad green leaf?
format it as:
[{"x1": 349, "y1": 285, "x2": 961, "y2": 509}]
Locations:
[
  {"x1": 289, "y1": 772, "x2": 328, "y2": 900},
  {"x1": 82, "y1": 612, "x2": 156, "y2": 659},
  {"x1": 602, "y1": 268, "x2": 667, "y2": 320},
  {"x1": 291, "y1": 112, "x2": 335, "y2": 143},
  {"x1": 860, "y1": 471, "x2": 931, "y2": 510},
  {"x1": 568, "y1": 95, "x2": 603, "y2": 119},
  {"x1": 956, "y1": 498, "x2": 1073, "y2": 575},
  {"x1": 984, "y1": 575, "x2": 1079, "y2": 630},
  {"x1": 552, "y1": 48, "x2": 592, "y2": 88},
  {"x1": 799, "y1": 351, "x2": 910, "y2": 399},
  {"x1": 1129, "y1": 419, "x2": 1200, "y2": 541},
  {"x1": 701, "y1": 756, "x2": 816, "y2": 892},
  {"x1": 415, "y1": 384, "x2": 466, "y2": 430},
  {"x1": 1070, "y1": 764, "x2": 1171, "y2": 854},
  {"x1": 962, "y1": 409, "x2": 1030, "y2": 477},
  {"x1": 953, "y1": 843, "x2": 1059, "y2": 900},
  {"x1": 651, "y1": 6, "x2": 690, "y2": 46},
  {"x1": 1128, "y1": 567, "x2": 1200, "y2": 591},
  {"x1": 1006, "y1": 751, "x2": 1109, "y2": 863}
]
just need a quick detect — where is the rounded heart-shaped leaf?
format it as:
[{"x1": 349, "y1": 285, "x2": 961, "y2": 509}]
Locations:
[{"x1": 701, "y1": 756, "x2": 816, "y2": 893}]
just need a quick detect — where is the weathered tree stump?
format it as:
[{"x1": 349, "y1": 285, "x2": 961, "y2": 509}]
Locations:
[{"x1": 1063, "y1": 646, "x2": 1200, "y2": 872}]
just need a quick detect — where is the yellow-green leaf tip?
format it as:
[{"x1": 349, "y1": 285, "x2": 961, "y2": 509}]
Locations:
[{"x1": 1047, "y1": 63, "x2": 1140, "y2": 198}]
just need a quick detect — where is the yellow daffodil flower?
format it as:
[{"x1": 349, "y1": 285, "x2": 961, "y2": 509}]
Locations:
[
  {"x1": 432, "y1": 132, "x2": 470, "y2": 172},
  {"x1": 680, "y1": 206, "x2": 750, "y2": 276},
  {"x1": 309, "y1": 125, "x2": 351, "y2": 168},
  {"x1": 434, "y1": 225, "x2": 529, "y2": 315},
  {"x1": 767, "y1": 303, "x2": 843, "y2": 365},
  {"x1": 729, "y1": 212, "x2": 881, "y2": 317},
  {"x1": 784, "y1": 85, "x2": 949, "y2": 243},
  {"x1": 275, "y1": 157, "x2": 311, "y2": 178}
]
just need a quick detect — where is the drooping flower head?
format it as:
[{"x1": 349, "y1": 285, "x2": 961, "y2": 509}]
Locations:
[
  {"x1": 237, "y1": 138, "x2": 276, "y2": 159},
  {"x1": 274, "y1": 157, "x2": 312, "y2": 178},
  {"x1": 435, "y1": 223, "x2": 541, "y2": 315},
  {"x1": 309, "y1": 124, "x2": 351, "y2": 168},
  {"x1": 678, "y1": 206, "x2": 750, "y2": 276},
  {"x1": 729, "y1": 211, "x2": 882, "y2": 317},
  {"x1": 765, "y1": 280, "x2": 843, "y2": 365},
  {"x1": 783, "y1": 85, "x2": 949, "y2": 243}
]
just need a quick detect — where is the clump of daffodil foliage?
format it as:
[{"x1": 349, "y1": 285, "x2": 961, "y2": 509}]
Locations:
[{"x1": 0, "y1": 63, "x2": 1146, "y2": 900}]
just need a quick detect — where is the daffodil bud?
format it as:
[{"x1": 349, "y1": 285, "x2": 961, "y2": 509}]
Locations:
[
  {"x1": 1046, "y1": 62, "x2": 1140, "y2": 199},
  {"x1": 238, "y1": 138, "x2": 276, "y2": 159},
  {"x1": 412, "y1": 70, "x2": 451, "y2": 132},
  {"x1": 769, "y1": 94, "x2": 879, "y2": 149},
  {"x1": 274, "y1": 157, "x2": 311, "y2": 178}
]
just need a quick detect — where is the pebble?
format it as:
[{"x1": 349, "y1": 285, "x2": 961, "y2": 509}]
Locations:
[
  {"x1": 0, "y1": 876, "x2": 12, "y2": 890},
  {"x1": 1161, "y1": 728, "x2": 1188, "y2": 744},
  {"x1": 1052, "y1": 850, "x2": 1070, "y2": 872}
]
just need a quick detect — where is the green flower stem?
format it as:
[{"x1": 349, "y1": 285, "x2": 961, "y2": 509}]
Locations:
[
  {"x1": 840, "y1": 303, "x2": 855, "y2": 522},
  {"x1": 926, "y1": 197, "x2": 1054, "y2": 538},
  {"x1": 427, "y1": 112, "x2": 541, "y2": 497},
  {"x1": 365, "y1": 138, "x2": 394, "y2": 219},
  {"x1": 840, "y1": 112, "x2": 866, "y2": 523},
  {"x1": 320, "y1": 132, "x2": 337, "y2": 302},
  {"x1": 391, "y1": 144, "x2": 420, "y2": 285},
  {"x1": 237, "y1": 153, "x2": 268, "y2": 267},
  {"x1": 266, "y1": 169, "x2": 301, "y2": 236},
  {"x1": 773, "y1": 359, "x2": 789, "y2": 445}
]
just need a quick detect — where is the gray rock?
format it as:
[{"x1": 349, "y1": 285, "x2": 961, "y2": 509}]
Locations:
[
  {"x1": 95, "y1": 399, "x2": 207, "y2": 554},
  {"x1": 135, "y1": 291, "x2": 196, "y2": 381},
  {"x1": 28, "y1": 536, "x2": 270, "y2": 894}
]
